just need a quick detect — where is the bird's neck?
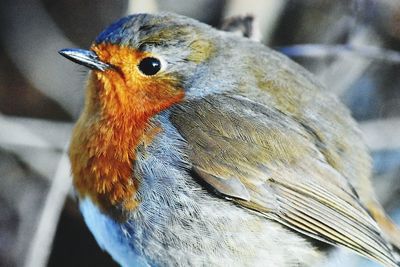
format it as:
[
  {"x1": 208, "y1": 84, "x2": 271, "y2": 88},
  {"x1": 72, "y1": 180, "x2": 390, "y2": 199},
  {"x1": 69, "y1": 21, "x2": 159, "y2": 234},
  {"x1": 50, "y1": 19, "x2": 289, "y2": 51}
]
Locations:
[{"x1": 69, "y1": 75, "x2": 162, "y2": 220}]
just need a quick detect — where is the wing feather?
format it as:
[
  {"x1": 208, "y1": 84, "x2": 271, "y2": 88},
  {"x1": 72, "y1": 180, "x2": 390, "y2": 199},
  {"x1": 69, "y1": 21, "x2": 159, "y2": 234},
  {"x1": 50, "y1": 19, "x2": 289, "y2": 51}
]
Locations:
[{"x1": 170, "y1": 94, "x2": 399, "y2": 266}]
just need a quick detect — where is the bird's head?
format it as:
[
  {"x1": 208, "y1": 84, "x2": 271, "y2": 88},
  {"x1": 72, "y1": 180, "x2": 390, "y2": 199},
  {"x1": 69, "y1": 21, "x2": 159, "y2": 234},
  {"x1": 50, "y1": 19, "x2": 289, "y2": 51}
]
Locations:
[{"x1": 60, "y1": 13, "x2": 217, "y2": 118}]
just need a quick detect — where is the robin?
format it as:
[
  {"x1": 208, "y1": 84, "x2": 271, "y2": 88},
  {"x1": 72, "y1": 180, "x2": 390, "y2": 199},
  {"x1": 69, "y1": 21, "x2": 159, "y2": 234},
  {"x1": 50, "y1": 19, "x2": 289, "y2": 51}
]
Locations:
[{"x1": 59, "y1": 12, "x2": 400, "y2": 267}]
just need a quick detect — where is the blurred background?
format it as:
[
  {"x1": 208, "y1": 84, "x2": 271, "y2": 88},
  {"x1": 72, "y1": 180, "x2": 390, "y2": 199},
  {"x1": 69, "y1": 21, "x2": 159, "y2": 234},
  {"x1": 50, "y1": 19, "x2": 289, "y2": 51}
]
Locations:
[{"x1": 0, "y1": 0, "x2": 399, "y2": 266}]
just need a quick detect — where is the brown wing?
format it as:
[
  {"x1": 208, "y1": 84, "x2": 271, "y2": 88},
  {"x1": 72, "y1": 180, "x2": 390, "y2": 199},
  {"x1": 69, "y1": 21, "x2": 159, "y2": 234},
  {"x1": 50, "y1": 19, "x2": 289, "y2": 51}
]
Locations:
[{"x1": 170, "y1": 94, "x2": 399, "y2": 267}]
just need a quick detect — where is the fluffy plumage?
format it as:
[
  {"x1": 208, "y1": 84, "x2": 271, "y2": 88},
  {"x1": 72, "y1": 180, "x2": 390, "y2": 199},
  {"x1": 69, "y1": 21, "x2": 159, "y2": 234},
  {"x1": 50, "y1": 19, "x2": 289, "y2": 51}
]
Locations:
[{"x1": 64, "y1": 12, "x2": 400, "y2": 267}]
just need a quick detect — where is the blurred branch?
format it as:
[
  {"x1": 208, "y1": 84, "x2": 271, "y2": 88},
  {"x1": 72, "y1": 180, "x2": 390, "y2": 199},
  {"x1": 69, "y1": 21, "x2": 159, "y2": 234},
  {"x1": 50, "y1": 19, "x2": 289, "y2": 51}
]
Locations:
[
  {"x1": 360, "y1": 118, "x2": 400, "y2": 151},
  {"x1": 224, "y1": 0, "x2": 286, "y2": 43},
  {"x1": 221, "y1": 15, "x2": 261, "y2": 41},
  {"x1": 24, "y1": 148, "x2": 72, "y2": 267},
  {"x1": 0, "y1": 114, "x2": 72, "y2": 178},
  {"x1": 316, "y1": 28, "x2": 381, "y2": 96},
  {"x1": 126, "y1": 0, "x2": 158, "y2": 14},
  {"x1": 0, "y1": 151, "x2": 50, "y2": 267},
  {"x1": 278, "y1": 44, "x2": 400, "y2": 64},
  {"x1": 6, "y1": 147, "x2": 64, "y2": 182},
  {"x1": 0, "y1": 115, "x2": 54, "y2": 149},
  {"x1": 0, "y1": 115, "x2": 72, "y2": 150},
  {"x1": 0, "y1": 0, "x2": 85, "y2": 117}
]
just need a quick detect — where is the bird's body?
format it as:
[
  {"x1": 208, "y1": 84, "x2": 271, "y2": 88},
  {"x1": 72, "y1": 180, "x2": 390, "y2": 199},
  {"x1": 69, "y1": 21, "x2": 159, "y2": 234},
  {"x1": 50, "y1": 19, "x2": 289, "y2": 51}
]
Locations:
[{"x1": 61, "y1": 13, "x2": 400, "y2": 267}]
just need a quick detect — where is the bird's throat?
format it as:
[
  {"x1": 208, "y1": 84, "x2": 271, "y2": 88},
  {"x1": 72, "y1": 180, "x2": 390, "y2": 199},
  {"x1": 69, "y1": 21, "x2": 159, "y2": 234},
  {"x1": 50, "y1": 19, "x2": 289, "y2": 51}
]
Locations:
[{"x1": 69, "y1": 74, "x2": 168, "y2": 220}]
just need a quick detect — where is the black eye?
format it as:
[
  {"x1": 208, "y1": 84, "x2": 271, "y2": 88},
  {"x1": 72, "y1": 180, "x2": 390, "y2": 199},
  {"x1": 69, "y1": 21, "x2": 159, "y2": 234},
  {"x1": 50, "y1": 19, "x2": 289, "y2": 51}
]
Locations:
[{"x1": 138, "y1": 57, "x2": 161, "y2": 76}]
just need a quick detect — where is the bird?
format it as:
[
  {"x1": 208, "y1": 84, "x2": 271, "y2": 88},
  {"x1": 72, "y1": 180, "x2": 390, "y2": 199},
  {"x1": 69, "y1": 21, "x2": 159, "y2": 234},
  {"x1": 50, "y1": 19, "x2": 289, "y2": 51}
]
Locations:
[{"x1": 59, "y1": 12, "x2": 400, "y2": 267}]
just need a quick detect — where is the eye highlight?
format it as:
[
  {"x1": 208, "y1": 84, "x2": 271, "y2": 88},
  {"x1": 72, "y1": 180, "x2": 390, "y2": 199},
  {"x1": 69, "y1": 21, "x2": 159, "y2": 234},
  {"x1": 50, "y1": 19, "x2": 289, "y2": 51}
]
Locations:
[{"x1": 138, "y1": 57, "x2": 161, "y2": 76}]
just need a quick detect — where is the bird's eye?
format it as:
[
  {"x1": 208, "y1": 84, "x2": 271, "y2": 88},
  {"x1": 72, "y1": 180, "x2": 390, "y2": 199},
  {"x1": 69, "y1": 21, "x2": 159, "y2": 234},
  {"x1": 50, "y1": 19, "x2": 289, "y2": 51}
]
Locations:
[{"x1": 138, "y1": 57, "x2": 161, "y2": 76}]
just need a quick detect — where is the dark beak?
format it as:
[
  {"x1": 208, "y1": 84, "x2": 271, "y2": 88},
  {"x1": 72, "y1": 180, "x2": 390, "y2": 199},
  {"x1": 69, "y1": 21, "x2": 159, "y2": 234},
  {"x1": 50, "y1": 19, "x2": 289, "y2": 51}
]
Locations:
[{"x1": 58, "y1": 48, "x2": 110, "y2": 71}]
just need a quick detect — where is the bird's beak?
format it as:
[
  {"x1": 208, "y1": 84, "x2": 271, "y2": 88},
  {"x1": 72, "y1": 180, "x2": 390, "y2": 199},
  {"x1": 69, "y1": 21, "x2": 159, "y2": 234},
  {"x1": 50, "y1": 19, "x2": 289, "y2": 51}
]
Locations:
[{"x1": 58, "y1": 48, "x2": 110, "y2": 71}]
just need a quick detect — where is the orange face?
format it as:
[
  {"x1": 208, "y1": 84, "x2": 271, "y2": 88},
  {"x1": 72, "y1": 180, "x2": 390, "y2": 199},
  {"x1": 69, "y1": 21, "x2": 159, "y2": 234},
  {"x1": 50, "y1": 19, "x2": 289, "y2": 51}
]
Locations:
[
  {"x1": 91, "y1": 43, "x2": 185, "y2": 118},
  {"x1": 69, "y1": 43, "x2": 184, "y2": 219}
]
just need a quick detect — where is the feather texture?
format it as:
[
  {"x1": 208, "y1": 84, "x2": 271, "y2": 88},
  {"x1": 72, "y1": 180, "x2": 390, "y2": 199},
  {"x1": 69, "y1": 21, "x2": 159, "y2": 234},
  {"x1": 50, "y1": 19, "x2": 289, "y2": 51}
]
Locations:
[{"x1": 171, "y1": 94, "x2": 399, "y2": 266}]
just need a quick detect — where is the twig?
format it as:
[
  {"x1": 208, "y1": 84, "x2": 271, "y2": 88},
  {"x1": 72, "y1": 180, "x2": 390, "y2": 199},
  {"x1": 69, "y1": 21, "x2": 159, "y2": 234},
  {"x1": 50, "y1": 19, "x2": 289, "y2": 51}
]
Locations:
[{"x1": 24, "y1": 148, "x2": 72, "y2": 267}]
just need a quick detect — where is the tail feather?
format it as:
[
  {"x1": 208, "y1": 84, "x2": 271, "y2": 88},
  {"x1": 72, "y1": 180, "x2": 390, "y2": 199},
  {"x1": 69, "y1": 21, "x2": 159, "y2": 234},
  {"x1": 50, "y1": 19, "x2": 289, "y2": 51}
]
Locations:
[{"x1": 367, "y1": 200, "x2": 400, "y2": 265}]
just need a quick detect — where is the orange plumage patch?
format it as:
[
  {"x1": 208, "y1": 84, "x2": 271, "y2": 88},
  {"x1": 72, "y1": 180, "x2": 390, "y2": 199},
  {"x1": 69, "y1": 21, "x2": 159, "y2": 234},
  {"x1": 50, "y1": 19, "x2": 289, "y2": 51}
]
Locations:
[{"x1": 69, "y1": 44, "x2": 184, "y2": 219}]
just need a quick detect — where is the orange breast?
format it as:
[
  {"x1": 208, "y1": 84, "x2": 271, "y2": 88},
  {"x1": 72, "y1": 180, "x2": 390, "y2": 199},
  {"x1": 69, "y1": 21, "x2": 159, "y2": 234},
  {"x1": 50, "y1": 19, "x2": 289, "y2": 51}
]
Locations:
[
  {"x1": 70, "y1": 109, "x2": 142, "y2": 215},
  {"x1": 69, "y1": 43, "x2": 184, "y2": 219}
]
